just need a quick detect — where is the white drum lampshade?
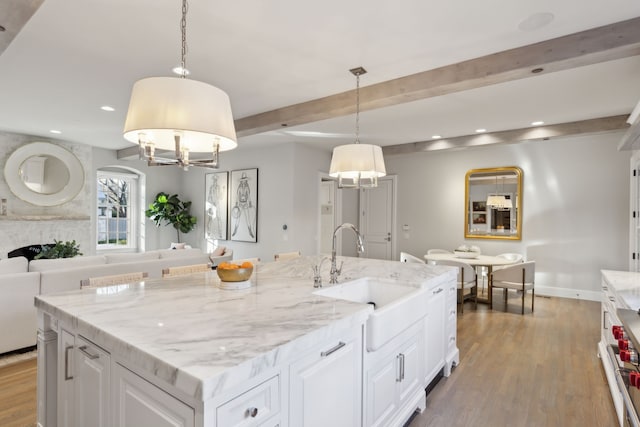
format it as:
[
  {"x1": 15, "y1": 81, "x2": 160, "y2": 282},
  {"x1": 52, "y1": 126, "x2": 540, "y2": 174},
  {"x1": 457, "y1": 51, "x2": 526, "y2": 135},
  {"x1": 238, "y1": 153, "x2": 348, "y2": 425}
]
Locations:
[
  {"x1": 329, "y1": 143, "x2": 386, "y2": 187},
  {"x1": 123, "y1": 77, "x2": 237, "y2": 152}
]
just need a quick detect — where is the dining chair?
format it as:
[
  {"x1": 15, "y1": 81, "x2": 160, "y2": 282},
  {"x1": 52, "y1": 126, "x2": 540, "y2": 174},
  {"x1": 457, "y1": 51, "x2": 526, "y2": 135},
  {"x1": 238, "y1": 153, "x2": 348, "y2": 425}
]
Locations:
[
  {"x1": 162, "y1": 263, "x2": 211, "y2": 278},
  {"x1": 432, "y1": 259, "x2": 477, "y2": 314},
  {"x1": 400, "y1": 251, "x2": 425, "y2": 263},
  {"x1": 81, "y1": 272, "x2": 148, "y2": 288},
  {"x1": 490, "y1": 261, "x2": 535, "y2": 314},
  {"x1": 274, "y1": 251, "x2": 301, "y2": 261}
]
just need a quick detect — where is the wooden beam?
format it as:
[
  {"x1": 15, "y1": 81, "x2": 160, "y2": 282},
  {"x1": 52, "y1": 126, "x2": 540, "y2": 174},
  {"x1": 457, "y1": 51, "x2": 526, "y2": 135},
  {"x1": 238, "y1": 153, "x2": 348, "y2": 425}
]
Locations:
[
  {"x1": 382, "y1": 115, "x2": 630, "y2": 155},
  {"x1": 234, "y1": 17, "x2": 640, "y2": 137},
  {"x1": 0, "y1": 0, "x2": 44, "y2": 56}
]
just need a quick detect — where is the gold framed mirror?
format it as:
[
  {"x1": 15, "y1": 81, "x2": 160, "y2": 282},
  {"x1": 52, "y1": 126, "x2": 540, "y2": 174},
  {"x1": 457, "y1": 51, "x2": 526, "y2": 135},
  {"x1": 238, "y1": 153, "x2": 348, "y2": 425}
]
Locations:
[{"x1": 464, "y1": 166, "x2": 522, "y2": 240}]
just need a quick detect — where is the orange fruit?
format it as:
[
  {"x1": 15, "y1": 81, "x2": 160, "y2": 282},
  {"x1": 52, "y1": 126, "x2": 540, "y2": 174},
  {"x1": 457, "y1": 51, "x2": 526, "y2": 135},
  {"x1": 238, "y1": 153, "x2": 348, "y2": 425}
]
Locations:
[{"x1": 241, "y1": 261, "x2": 253, "y2": 269}]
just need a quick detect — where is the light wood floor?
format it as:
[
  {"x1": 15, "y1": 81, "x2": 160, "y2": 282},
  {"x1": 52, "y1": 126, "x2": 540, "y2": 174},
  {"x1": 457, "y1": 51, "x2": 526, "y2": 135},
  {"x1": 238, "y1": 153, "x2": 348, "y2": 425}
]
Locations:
[
  {"x1": 409, "y1": 293, "x2": 616, "y2": 427},
  {"x1": 0, "y1": 295, "x2": 616, "y2": 427}
]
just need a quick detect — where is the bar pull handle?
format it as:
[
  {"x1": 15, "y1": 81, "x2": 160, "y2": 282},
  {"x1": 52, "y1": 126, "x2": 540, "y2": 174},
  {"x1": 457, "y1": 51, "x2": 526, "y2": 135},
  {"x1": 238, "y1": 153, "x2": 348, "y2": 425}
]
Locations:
[
  {"x1": 321, "y1": 341, "x2": 346, "y2": 357},
  {"x1": 64, "y1": 345, "x2": 73, "y2": 380},
  {"x1": 433, "y1": 287, "x2": 444, "y2": 295},
  {"x1": 79, "y1": 345, "x2": 100, "y2": 360},
  {"x1": 399, "y1": 353, "x2": 405, "y2": 381}
]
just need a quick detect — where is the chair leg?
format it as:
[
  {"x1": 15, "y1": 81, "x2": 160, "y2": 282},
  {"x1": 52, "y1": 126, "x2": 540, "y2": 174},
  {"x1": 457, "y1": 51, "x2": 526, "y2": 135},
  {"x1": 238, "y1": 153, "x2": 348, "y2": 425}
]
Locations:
[
  {"x1": 532, "y1": 289, "x2": 535, "y2": 313},
  {"x1": 504, "y1": 287, "x2": 508, "y2": 310},
  {"x1": 522, "y1": 286, "x2": 525, "y2": 315},
  {"x1": 458, "y1": 288, "x2": 463, "y2": 314},
  {"x1": 490, "y1": 285, "x2": 493, "y2": 310}
]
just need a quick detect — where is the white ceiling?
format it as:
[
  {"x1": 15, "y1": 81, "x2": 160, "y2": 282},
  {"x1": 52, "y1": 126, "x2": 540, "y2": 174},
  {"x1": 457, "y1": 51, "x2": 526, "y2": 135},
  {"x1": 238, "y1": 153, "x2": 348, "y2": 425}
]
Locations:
[{"x1": 1, "y1": 0, "x2": 640, "y2": 153}]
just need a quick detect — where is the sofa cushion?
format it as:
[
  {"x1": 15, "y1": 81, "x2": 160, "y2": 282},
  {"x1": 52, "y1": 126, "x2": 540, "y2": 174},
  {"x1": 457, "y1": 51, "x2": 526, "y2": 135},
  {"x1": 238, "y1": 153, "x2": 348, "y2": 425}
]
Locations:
[
  {"x1": 158, "y1": 248, "x2": 204, "y2": 259},
  {"x1": 0, "y1": 256, "x2": 29, "y2": 274},
  {"x1": 169, "y1": 242, "x2": 187, "y2": 249},
  {"x1": 29, "y1": 255, "x2": 107, "y2": 272},
  {"x1": 105, "y1": 251, "x2": 160, "y2": 264}
]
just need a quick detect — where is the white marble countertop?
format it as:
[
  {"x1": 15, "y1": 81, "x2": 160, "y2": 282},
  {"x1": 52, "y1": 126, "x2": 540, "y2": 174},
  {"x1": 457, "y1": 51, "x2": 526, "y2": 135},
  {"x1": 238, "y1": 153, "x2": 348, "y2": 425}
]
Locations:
[
  {"x1": 35, "y1": 256, "x2": 455, "y2": 402},
  {"x1": 602, "y1": 270, "x2": 640, "y2": 310}
]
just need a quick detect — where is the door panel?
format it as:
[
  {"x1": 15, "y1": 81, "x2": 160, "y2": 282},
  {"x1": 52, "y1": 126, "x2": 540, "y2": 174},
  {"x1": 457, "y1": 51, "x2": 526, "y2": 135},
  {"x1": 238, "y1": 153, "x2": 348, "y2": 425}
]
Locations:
[{"x1": 359, "y1": 177, "x2": 395, "y2": 260}]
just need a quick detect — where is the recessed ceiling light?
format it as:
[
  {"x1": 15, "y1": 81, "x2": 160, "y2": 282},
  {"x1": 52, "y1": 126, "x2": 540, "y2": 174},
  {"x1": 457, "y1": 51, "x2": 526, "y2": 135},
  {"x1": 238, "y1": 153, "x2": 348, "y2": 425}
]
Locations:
[
  {"x1": 432, "y1": 135, "x2": 442, "y2": 139},
  {"x1": 49, "y1": 130, "x2": 62, "y2": 134},
  {"x1": 475, "y1": 129, "x2": 486, "y2": 133},
  {"x1": 101, "y1": 105, "x2": 115, "y2": 112},
  {"x1": 531, "y1": 121, "x2": 544, "y2": 126},
  {"x1": 172, "y1": 66, "x2": 190, "y2": 76}
]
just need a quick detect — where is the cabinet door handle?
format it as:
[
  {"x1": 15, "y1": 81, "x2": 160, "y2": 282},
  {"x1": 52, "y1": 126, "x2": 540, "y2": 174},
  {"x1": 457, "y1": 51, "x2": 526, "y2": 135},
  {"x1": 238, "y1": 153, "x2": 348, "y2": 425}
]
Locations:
[
  {"x1": 396, "y1": 354, "x2": 402, "y2": 382},
  {"x1": 433, "y1": 288, "x2": 444, "y2": 295},
  {"x1": 609, "y1": 296, "x2": 616, "y2": 302},
  {"x1": 64, "y1": 345, "x2": 73, "y2": 380},
  {"x1": 400, "y1": 353, "x2": 405, "y2": 381},
  {"x1": 246, "y1": 407, "x2": 258, "y2": 418},
  {"x1": 79, "y1": 345, "x2": 100, "y2": 360},
  {"x1": 603, "y1": 310, "x2": 608, "y2": 329},
  {"x1": 321, "y1": 341, "x2": 346, "y2": 357}
]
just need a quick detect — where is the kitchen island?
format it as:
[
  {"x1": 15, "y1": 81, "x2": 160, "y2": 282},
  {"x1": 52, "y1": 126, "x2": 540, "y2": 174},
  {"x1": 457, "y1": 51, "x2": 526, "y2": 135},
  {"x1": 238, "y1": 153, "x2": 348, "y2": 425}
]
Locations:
[{"x1": 35, "y1": 256, "x2": 457, "y2": 427}]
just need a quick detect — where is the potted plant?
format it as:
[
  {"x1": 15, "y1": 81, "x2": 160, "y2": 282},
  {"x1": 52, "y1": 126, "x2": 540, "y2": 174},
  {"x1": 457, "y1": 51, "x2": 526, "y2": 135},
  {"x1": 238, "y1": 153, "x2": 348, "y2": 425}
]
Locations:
[
  {"x1": 34, "y1": 239, "x2": 83, "y2": 259},
  {"x1": 146, "y1": 192, "x2": 197, "y2": 243}
]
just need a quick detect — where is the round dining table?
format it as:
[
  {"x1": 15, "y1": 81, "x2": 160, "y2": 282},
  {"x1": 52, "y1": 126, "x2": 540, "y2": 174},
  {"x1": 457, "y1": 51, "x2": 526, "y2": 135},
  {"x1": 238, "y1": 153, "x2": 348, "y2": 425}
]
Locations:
[{"x1": 423, "y1": 253, "x2": 521, "y2": 305}]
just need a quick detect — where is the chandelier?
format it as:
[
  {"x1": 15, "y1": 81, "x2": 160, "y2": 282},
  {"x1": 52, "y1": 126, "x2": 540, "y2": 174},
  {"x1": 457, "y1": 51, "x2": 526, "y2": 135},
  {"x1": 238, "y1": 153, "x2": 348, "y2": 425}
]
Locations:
[
  {"x1": 329, "y1": 67, "x2": 386, "y2": 188},
  {"x1": 123, "y1": 0, "x2": 237, "y2": 169}
]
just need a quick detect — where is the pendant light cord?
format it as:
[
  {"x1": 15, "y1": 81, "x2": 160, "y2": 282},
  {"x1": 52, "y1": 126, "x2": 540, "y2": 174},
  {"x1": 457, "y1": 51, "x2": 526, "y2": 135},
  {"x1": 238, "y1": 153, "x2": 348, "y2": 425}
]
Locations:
[
  {"x1": 355, "y1": 72, "x2": 360, "y2": 144},
  {"x1": 180, "y1": 0, "x2": 188, "y2": 78}
]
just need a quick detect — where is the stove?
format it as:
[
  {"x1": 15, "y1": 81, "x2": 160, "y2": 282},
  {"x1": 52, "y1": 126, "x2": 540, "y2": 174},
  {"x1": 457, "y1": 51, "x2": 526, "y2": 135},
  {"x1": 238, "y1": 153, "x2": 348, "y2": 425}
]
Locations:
[{"x1": 609, "y1": 308, "x2": 640, "y2": 427}]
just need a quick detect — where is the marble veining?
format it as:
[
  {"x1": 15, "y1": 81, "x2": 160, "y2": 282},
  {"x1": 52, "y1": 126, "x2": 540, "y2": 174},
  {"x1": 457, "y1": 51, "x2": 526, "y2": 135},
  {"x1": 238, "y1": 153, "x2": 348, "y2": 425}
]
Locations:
[{"x1": 36, "y1": 256, "x2": 456, "y2": 401}]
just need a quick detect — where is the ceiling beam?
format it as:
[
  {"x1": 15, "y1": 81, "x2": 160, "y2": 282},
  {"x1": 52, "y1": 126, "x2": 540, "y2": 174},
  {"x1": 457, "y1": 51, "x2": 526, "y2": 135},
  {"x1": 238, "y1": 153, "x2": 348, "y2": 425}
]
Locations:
[
  {"x1": 382, "y1": 115, "x2": 630, "y2": 155},
  {"x1": 0, "y1": 0, "x2": 44, "y2": 56},
  {"x1": 234, "y1": 17, "x2": 640, "y2": 138}
]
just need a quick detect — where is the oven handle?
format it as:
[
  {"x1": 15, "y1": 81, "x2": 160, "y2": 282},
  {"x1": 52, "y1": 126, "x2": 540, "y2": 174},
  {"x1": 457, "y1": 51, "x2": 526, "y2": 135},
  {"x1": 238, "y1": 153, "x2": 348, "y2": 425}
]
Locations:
[{"x1": 607, "y1": 345, "x2": 640, "y2": 427}]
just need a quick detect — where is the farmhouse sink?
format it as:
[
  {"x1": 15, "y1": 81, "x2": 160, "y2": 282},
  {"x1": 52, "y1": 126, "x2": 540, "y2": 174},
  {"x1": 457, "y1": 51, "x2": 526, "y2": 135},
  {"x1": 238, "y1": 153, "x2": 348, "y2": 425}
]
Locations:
[{"x1": 314, "y1": 277, "x2": 427, "y2": 351}]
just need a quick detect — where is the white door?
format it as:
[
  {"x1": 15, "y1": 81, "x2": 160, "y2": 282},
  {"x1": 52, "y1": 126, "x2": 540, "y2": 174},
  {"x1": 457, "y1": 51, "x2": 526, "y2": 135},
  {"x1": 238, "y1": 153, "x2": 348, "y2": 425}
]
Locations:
[
  {"x1": 631, "y1": 152, "x2": 640, "y2": 271},
  {"x1": 359, "y1": 176, "x2": 396, "y2": 260}
]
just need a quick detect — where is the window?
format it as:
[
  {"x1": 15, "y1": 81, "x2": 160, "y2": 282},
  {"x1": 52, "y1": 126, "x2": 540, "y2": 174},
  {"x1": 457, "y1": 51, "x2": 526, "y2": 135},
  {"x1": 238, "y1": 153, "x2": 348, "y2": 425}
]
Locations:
[{"x1": 97, "y1": 172, "x2": 138, "y2": 250}]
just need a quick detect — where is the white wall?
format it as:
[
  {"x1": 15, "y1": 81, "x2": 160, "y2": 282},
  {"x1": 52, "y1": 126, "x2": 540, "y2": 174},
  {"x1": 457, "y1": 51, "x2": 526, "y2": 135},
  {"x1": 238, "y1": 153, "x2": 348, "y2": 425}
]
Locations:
[
  {"x1": 180, "y1": 143, "x2": 331, "y2": 262},
  {"x1": 387, "y1": 131, "x2": 631, "y2": 300}
]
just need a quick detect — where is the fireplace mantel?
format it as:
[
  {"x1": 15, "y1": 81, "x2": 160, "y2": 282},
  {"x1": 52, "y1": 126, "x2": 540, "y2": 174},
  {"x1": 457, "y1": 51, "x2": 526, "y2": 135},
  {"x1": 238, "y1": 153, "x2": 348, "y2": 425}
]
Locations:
[{"x1": 0, "y1": 215, "x2": 90, "y2": 221}]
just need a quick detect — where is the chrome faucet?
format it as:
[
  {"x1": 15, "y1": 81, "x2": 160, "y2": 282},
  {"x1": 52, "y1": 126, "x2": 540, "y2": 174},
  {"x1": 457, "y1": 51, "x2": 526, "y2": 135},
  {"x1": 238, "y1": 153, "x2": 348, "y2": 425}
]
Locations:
[{"x1": 330, "y1": 223, "x2": 365, "y2": 284}]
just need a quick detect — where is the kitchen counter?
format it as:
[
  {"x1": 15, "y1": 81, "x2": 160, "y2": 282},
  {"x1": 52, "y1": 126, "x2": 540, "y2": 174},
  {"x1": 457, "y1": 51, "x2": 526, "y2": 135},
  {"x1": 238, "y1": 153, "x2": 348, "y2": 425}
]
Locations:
[
  {"x1": 602, "y1": 269, "x2": 640, "y2": 310},
  {"x1": 35, "y1": 255, "x2": 454, "y2": 402}
]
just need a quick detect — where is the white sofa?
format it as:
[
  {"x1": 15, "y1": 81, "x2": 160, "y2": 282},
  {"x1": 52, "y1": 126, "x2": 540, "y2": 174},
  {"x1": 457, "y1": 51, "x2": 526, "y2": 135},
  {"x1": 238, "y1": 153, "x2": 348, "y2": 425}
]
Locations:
[
  {"x1": 0, "y1": 247, "x2": 233, "y2": 355},
  {"x1": 0, "y1": 257, "x2": 40, "y2": 354}
]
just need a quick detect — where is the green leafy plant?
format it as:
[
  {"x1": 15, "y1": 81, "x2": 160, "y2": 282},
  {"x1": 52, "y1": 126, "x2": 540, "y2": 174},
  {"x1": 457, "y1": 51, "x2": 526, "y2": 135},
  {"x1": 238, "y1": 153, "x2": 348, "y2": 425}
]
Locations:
[
  {"x1": 146, "y1": 192, "x2": 197, "y2": 242},
  {"x1": 34, "y1": 240, "x2": 83, "y2": 259}
]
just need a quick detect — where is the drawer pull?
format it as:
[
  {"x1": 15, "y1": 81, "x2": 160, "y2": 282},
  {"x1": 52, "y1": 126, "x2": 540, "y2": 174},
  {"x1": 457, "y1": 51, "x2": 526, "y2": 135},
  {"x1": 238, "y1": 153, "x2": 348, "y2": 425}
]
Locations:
[
  {"x1": 64, "y1": 345, "x2": 73, "y2": 380},
  {"x1": 321, "y1": 341, "x2": 346, "y2": 357},
  {"x1": 609, "y1": 296, "x2": 616, "y2": 302},
  {"x1": 433, "y1": 287, "x2": 444, "y2": 295},
  {"x1": 79, "y1": 345, "x2": 100, "y2": 360},
  {"x1": 246, "y1": 407, "x2": 258, "y2": 418}
]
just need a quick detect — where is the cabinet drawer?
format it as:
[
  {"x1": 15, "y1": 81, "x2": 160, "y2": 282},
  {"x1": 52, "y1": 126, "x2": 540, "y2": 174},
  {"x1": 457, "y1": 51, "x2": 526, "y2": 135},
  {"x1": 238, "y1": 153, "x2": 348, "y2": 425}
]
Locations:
[
  {"x1": 217, "y1": 375, "x2": 280, "y2": 426},
  {"x1": 447, "y1": 333, "x2": 457, "y2": 353}
]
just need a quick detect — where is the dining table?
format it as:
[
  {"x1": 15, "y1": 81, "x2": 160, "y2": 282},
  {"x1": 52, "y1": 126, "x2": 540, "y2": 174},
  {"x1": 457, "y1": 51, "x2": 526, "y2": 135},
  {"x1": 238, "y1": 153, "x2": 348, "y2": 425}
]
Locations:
[{"x1": 423, "y1": 253, "x2": 521, "y2": 304}]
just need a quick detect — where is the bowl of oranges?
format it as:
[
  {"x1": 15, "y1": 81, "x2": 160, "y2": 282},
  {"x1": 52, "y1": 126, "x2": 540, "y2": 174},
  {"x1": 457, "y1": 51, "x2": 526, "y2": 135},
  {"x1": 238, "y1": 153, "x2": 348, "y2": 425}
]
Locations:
[{"x1": 216, "y1": 261, "x2": 254, "y2": 283}]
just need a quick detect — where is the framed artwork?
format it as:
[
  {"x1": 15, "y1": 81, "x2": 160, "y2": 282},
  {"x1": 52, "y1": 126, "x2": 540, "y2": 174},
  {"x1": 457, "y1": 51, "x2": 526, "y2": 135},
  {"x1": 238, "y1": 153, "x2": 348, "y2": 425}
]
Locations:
[
  {"x1": 205, "y1": 172, "x2": 228, "y2": 241},
  {"x1": 229, "y1": 168, "x2": 258, "y2": 242},
  {"x1": 472, "y1": 213, "x2": 487, "y2": 224},
  {"x1": 472, "y1": 201, "x2": 487, "y2": 212}
]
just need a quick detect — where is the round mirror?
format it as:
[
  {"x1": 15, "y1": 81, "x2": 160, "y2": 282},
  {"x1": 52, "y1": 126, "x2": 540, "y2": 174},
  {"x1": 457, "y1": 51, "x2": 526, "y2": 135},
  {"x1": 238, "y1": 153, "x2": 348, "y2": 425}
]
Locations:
[{"x1": 4, "y1": 142, "x2": 84, "y2": 206}]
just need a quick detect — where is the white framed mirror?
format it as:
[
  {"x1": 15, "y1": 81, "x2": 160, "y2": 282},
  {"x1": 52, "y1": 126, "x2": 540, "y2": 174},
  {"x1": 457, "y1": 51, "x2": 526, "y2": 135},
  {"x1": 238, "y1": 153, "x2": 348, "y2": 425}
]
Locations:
[{"x1": 4, "y1": 142, "x2": 84, "y2": 206}]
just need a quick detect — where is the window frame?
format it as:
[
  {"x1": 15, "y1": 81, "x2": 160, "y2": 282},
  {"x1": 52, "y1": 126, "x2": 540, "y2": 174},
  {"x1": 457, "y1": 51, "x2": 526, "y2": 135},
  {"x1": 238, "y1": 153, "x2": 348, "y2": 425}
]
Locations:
[{"x1": 96, "y1": 171, "x2": 139, "y2": 251}]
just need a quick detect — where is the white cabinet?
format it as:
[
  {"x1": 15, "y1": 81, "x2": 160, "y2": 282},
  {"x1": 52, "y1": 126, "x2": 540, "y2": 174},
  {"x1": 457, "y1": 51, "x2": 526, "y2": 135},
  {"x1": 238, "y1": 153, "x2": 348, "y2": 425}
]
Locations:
[
  {"x1": 364, "y1": 322, "x2": 424, "y2": 427},
  {"x1": 216, "y1": 374, "x2": 280, "y2": 427},
  {"x1": 424, "y1": 284, "x2": 445, "y2": 385},
  {"x1": 113, "y1": 362, "x2": 195, "y2": 427},
  {"x1": 57, "y1": 329, "x2": 75, "y2": 427},
  {"x1": 56, "y1": 332, "x2": 111, "y2": 427},
  {"x1": 289, "y1": 332, "x2": 362, "y2": 427},
  {"x1": 75, "y1": 336, "x2": 110, "y2": 427}
]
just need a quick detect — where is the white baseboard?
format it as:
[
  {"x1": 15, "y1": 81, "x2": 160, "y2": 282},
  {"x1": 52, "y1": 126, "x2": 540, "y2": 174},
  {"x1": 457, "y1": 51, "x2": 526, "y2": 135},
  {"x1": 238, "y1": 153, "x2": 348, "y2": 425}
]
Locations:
[{"x1": 535, "y1": 285, "x2": 600, "y2": 302}]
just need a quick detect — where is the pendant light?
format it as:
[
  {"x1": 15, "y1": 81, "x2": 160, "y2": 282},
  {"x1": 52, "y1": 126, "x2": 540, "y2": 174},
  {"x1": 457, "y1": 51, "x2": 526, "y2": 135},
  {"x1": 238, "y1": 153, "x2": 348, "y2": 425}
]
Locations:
[
  {"x1": 329, "y1": 67, "x2": 386, "y2": 188},
  {"x1": 123, "y1": 0, "x2": 237, "y2": 170},
  {"x1": 486, "y1": 176, "x2": 513, "y2": 209}
]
